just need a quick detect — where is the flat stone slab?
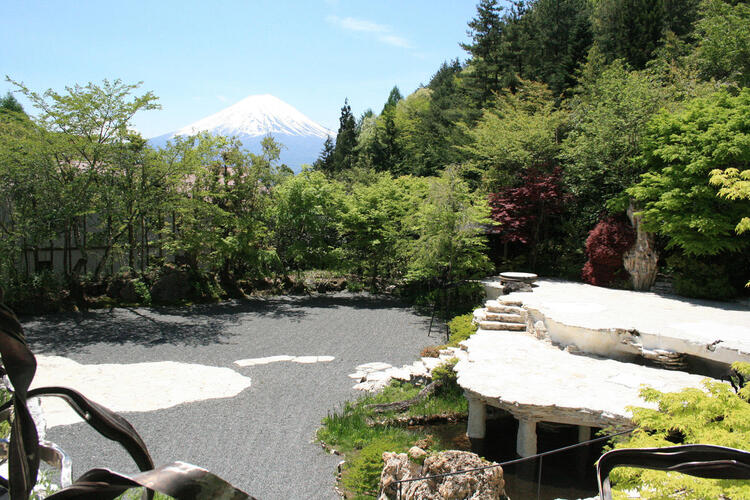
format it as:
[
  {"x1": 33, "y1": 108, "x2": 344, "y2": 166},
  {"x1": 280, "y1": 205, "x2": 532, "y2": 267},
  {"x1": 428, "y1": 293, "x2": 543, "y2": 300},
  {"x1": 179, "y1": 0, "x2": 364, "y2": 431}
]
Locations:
[
  {"x1": 499, "y1": 272, "x2": 538, "y2": 283},
  {"x1": 503, "y1": 279, "x2": 750, "y2": 366},
  {"x1": 33, "y1": 356, "x2": 252, "y2": 428},
  {"x1": 456, "y1": 330, "x2": 714, "y2": 428},
  {"x1": 234, "y1": 355, "x2": 335, "y2": 367}
]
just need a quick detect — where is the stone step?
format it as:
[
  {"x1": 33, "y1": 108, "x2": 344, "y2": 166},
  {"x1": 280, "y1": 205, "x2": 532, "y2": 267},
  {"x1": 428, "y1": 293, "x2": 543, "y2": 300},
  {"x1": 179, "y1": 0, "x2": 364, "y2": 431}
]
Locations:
[
  {"x1": 479, "y1": 321, "x2": 526, "y2": 332},
  {"x1": 486, "y1": 301, "x2": 525, "y2": 314},
  {"x1": 482, "y1": 312, "x2": 524, "y2": 324}
]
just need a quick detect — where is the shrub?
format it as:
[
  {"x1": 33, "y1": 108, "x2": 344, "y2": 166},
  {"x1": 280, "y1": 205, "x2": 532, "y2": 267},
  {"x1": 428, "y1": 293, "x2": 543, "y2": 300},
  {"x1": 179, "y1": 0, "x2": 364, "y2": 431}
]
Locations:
[
  {"x1": 341, "y1": 436, "x2": 413, "y2": 496},
  {"x1": 131, "y1": 279, "x2": 152, "y2": 305},
  {"x1": 609, "y1": 362, "x2": 750, "y2": 499},
  {"x1": 420, "y1": 346, "x2": 440, "y2": 358},
  {"x1": 667, "y1": 253, "x2": 739, "y2": 300},
  {"x1": 581, "y1": 216, "x2": 635, "y2": 286},
  {"x1": 445, "y1": 313, "x2": 478, "y2": 347}
]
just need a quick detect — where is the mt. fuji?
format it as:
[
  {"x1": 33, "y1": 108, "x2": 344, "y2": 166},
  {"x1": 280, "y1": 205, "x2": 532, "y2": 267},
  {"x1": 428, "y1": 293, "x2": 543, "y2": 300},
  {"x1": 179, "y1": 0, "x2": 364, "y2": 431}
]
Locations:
[{"x1": 150, "y1": 94, "x2": 335, "y2": 171}]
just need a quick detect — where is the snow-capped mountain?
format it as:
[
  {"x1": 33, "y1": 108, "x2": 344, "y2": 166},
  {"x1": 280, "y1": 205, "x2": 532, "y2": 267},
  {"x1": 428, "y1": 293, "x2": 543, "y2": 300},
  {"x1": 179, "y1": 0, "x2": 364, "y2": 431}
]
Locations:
[{"x1": 150, "y1": 94, "x2": 335, "y2": 172}]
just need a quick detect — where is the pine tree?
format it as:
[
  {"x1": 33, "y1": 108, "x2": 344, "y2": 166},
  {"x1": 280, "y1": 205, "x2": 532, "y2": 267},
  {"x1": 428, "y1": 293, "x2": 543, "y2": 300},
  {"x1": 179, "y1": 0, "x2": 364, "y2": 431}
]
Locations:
[
  {"x1": 313, "y1": 136, "x2": 335, "y2": 174},
  {"x1": 333, "y1": 99, "x2": 357, "y2": 172},
  {"x1": 382, "y1": 86, "x2": 403, "y2": 114},
  {"x1": 460, "y1": 0, "x2": 505, "y2": 108},
  {"x1": 0, "y1": 92, "x2": 25, "y2": 115}
]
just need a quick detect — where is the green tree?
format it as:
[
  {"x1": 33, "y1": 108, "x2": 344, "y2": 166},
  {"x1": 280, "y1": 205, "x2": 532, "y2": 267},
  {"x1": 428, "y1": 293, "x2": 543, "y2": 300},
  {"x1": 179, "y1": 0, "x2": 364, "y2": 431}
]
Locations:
[
  {"x1": 462, "y1": 80, "x2": 564, "y2": 190},
  {"x1": 7, "y1": 78, "x2": 160, "y2": 277},
  {"x1": 693, "y1": 0, "x2": 750, "y2": 88},
  {"x1": 381, "y1": 86, "x2": 403, "y2": 114},
  {"x1": 271, "y1": 170, "x2": 346, "y2": 273},
  {"x1": 313, "y1": 136, "x2": 335, "y2": 173},
  {"x1": 342, "y1": 174, "x2": 428, "y2": 287},
  {"x1": 0, "y1": 93, "x2": 24, "y2": 114},
  {"x1": 460, "y1": 0, "x2": 505, "y2": 108},
  {"x1": 407, "y1": 166, "x2": 494, "y2": 286},
  {"x1": 524, "y1": 0, "x2": 593, "y2": 97},
  {"x1": 561, "y1": 61, "x2": 669, "y2": 230},
  {"x1": 627, "y1": 89, "x2": 750, "y2": 256},
  {"x1": 592, "y1": 0, "x2": 665, "y2": 69},
  {"x1": 333, "y1": 99, "x2": 357, "y2": 172}
]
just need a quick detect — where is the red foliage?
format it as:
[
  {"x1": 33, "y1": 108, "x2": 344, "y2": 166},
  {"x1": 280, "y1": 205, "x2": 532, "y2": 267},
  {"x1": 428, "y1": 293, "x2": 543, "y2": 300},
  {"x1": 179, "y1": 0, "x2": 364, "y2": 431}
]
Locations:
[
  {"x1": 488, "y1": 167, "x2": 567, "y2": 245},
  {"x1": 581, "y1": 216, "x2": 636, "y2": 286}
]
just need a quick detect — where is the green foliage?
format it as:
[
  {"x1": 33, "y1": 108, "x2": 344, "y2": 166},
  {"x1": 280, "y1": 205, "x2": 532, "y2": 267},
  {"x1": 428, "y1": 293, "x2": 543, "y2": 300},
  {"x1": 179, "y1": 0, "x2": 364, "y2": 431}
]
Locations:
[
  {"x1": 592, "y1": 0, "x2": 699, "y2": 70},
  {"x1": 609, "y1": 362, "x2": 750, "y2": 498},
  {"x1": 430, "y1": 358, "x2": 458, "y2": 386},
  {"x1": 407, "y1": 166, "x2": 493, "y2": 285},
  {"x1": 523, "y1": 0, "x2": 593, "y2": 97},
  {"x1": 562, "y1": 60, "x2": 669, "y2": 231},
  {"x1": 667, "y1": 252, "x2": 742, "y2": 300},
  {"x1": 694, "y1": 0, "x2": 750, "y2": 88},
  {"x1": 445, "y1": 313, "x2": 478, "y2": 348},
  {"x1": 342, "y1": 174, "x2": 428, "y2": 285},
  {"x1": 333, "y1": 99, "x2": 357, "y2": 172},
  {"x1": 341, "y1": 436, "x2": 413, "y2": 496},
  {"x1": 271, "y1": 170, "x2": 346, "y2": 272},
  {"x1": 131, "y1": 278, "x2": 151, "y2": 305},
  {"x1": 462, "y1": 80, "x2": 564, "y2": 190},
  {"x1": 627, "y1": 89, "x2": 750, "y2": 256}
]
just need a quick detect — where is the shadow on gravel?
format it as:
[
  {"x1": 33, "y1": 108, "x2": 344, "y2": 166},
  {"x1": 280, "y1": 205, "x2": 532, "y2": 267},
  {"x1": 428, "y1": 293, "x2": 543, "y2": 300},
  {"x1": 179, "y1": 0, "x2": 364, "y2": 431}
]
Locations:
[{"x1": 23, "y1": 292, "x2": 429, "y2": 354}]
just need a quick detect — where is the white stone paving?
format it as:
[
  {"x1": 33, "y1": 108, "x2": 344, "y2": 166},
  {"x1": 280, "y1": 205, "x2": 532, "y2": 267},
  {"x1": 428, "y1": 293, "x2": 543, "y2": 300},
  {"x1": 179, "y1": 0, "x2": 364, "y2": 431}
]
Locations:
[
  {"x1": 233, "y1": 355, "x2": 335, "y2": 367},
  {"x1": 32, "y1": 355, "x2": 253, "y2": 428}
]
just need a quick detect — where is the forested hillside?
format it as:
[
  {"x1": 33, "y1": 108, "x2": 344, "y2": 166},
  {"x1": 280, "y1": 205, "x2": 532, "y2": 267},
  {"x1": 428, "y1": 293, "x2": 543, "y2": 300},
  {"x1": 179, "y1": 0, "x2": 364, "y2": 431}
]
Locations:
[{"x1": 1, "y1": 0, "x2": 749, "y2": 313}]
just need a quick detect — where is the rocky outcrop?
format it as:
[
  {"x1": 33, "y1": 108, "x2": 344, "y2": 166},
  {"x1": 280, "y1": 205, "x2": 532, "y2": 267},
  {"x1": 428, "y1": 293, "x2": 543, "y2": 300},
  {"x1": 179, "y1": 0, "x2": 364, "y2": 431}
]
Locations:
[
  {"x1": 623, "y1": 202, "x2": 658, "y2": 291},
  {"x1": 350, "y1": 348, "x2": 468, "y2": 392},
  {"x1": 378, "y1": 450, "x2": 507, "y2": 500},
  {"x1": 150, "y1": 267, "x2": 191, "y2": 303}
]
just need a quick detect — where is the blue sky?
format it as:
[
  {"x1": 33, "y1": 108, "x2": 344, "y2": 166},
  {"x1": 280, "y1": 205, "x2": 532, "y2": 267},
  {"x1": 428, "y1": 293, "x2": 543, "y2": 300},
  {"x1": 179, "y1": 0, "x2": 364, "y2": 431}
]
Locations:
[{"x1": 2, "y1": 1, "x2": 485, "y2": 138}]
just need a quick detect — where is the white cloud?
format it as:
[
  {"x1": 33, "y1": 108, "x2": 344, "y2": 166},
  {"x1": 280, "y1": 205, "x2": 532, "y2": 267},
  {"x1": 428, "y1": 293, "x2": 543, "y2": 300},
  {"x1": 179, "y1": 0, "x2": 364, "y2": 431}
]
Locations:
[
  {"x1": 217, "y1": 95, "x2": 228, "y2": 102},
  {"x1": 326, "y1": 15, "x2": 414, "y2": 49}
]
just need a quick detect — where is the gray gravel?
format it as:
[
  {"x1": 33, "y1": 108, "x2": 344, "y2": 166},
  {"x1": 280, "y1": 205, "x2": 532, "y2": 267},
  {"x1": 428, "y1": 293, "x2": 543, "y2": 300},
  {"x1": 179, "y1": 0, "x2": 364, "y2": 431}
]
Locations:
[{"x1": 21, "y1": 292, "x2": 444, "y2": 500}]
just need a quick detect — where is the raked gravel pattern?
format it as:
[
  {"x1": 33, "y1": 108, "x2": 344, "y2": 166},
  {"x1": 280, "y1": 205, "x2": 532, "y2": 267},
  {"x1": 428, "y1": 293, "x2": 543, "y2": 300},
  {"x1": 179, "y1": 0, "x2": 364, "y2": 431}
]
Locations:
[{"x1": 21, "y1": 292, "x2": 442, "y2": 500}]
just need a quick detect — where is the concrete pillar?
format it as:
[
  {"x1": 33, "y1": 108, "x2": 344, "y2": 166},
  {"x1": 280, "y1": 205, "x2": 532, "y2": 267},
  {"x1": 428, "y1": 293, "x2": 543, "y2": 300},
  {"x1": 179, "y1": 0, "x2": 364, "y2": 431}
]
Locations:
[
  {"x1": 467, "y1": 397, "x2": 486, "y2": 439},
  {"x1": 516, "y1": 417, "x2": 538, "y2": 457},
  {"x1": 578, "y1": 425, "x2": 591, "y2": 443}
]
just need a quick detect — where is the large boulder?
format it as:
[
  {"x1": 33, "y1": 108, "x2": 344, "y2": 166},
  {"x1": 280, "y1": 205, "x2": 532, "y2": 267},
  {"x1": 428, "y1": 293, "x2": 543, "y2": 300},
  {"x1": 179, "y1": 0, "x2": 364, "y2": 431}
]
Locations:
[
  {"x1": 378, "y1": 449, "x2": 507, "y2": 500},
  {"x1": 150, "y1": 267, "x2": 191, "y2": 304}
]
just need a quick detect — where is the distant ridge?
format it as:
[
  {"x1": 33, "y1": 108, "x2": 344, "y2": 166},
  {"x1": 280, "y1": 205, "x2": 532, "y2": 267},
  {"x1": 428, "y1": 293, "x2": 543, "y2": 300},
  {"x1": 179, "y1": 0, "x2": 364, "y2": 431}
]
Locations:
[{"x1": 149, "y1": 94, "x2": 335, "y2": 172}]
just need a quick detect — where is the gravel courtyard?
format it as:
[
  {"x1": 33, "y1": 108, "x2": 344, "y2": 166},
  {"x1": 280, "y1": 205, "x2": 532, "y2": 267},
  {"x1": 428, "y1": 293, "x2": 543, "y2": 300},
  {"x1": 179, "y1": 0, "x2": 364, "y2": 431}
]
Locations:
[{"x1": 21, "y1": 292, "x2": 442, "y2": 499}]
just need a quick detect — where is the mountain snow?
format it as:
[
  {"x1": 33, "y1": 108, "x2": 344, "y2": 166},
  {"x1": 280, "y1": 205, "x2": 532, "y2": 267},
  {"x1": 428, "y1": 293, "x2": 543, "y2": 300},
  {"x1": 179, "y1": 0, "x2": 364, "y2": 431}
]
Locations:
[{"x1": 171, "y1": 94, "x2": 334, "y2": 139}]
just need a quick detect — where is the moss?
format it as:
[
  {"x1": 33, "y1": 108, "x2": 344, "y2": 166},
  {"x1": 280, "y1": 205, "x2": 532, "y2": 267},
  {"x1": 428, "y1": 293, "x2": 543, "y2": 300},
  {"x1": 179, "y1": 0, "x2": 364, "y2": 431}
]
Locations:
[{"x1": 445, "y1": 313, "x2": 478, "y2": 348}]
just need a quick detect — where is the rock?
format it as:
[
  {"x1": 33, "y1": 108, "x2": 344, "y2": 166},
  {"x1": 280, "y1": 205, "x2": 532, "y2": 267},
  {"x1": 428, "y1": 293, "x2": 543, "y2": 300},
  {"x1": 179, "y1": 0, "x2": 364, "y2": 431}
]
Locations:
[
  {"x1": 532, "y1": 320, "x2": 548, "y2": 339},
  {"x1": 502, "y1": 281, "x2": 533, "y2": 294},
  {"x1": 408, "y1": 446, "x2": 427, "y2": 462},
  {"x1": 378, "y1": 450, "x2": 507, "y2": 500},
  {"x1": 623, "y1": 201, "x2": 658, "y2": 291},
  {"x1": 356, "y1": 362, "x2": 393, "y2": 373},
  {"x1": 150, "y1": 267, "x2": 191, "y2": 304},
  {"x1": 421, "y1": 357, "x2": 443, "y2": 372},
  {"x1": 119, "y1": 280, "x2": 140, "y2": 303}
]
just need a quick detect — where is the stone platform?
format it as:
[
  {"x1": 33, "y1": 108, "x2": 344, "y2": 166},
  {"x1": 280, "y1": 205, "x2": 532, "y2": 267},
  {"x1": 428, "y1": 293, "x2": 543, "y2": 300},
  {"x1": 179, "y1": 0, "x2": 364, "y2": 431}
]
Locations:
[
  {"x1": 456, "y1": 329, "x2": 715, "y2": 457},
  {"x1": 504, "y1": 279, "x2": 750, "y2": 370}
]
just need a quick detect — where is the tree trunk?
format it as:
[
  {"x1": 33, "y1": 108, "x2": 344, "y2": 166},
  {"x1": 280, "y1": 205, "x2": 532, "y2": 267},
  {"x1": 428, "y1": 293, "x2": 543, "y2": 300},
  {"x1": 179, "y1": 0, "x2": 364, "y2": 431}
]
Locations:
[{"x1": 366, "y1": 379, "x2": 444, "y2": 414}]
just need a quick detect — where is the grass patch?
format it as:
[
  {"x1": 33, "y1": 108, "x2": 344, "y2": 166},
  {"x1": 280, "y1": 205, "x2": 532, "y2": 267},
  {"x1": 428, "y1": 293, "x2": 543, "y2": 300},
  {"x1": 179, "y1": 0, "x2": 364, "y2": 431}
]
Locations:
[{"x1": 318, "y1": 370, "x2": 469, "y2": 499}]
